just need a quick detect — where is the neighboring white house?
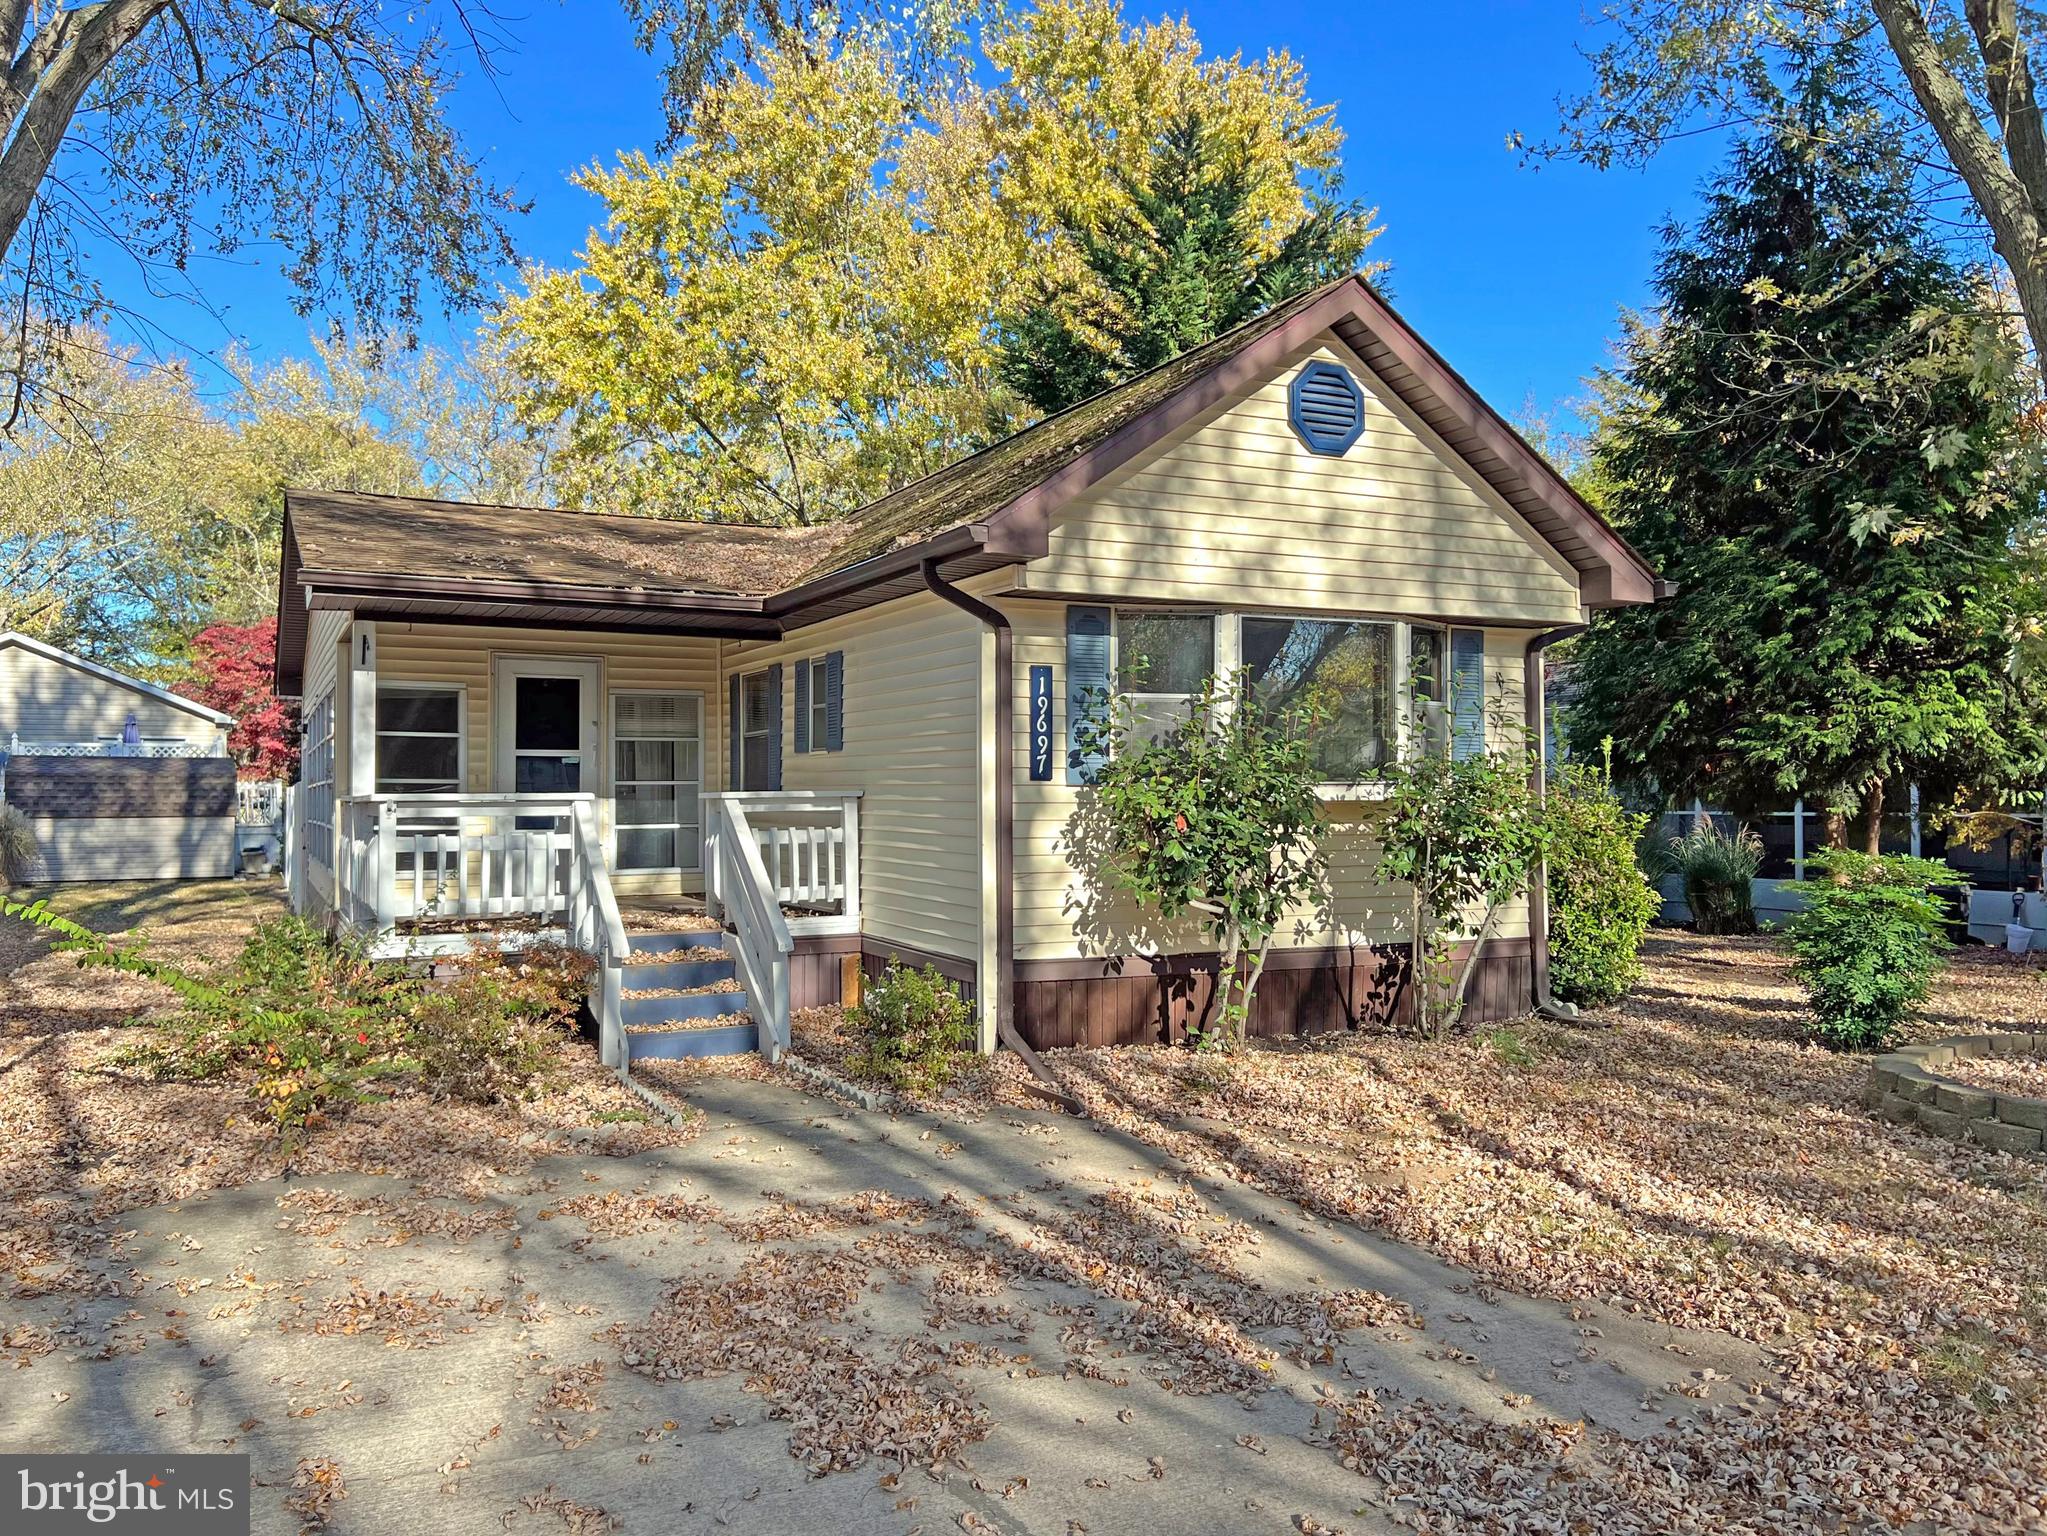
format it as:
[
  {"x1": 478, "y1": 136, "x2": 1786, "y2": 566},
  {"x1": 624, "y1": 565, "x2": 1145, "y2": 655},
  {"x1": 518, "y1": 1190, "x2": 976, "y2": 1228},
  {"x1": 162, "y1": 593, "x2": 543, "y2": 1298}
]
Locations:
[
  {"x1": 0, "y1": 631, "x2": 237, "y2": 881},
  {"x1": 272, "y1": 276, "x2": 1664, "y2": 1070}
]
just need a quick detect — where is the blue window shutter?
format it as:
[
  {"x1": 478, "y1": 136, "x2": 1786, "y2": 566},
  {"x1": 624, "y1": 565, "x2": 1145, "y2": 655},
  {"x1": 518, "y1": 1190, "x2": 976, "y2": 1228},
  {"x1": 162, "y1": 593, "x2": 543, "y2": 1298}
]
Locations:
[
  {"x1": 825, "y1": 650, "x2": 844, "y2": 751},
  {"x1": 728, "y1": 673, "x2": 741, "y2": 788},
  {"x1": 767, "y1": 662, "x2": 784, "y2": 789},
  {"x1": 1287, "y1": 361, "x2": 1367, "y2": 456},
  {"x1": 1066, "y1": 605, "x2": 1111, "y2": 784},
  {"x1": 793, "y1": 659, "x2": 811, "y2": 754},
  {"x1": 1450, "y1": 629, "x2": 1485, "y2": 760}
]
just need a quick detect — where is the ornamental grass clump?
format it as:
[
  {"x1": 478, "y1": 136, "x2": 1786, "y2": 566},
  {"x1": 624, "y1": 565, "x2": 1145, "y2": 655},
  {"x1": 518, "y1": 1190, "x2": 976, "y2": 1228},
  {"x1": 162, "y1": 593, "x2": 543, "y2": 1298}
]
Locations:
[
  {"x1": 0, "y1": 805, "x2": 38, "y2": 885},
  {"x1": 1668, "y1": 821, "x2": 1762, "y2": 934},
  {"x1": 1786, "y1": 850, "x2": 1951, "y2": 1051}
]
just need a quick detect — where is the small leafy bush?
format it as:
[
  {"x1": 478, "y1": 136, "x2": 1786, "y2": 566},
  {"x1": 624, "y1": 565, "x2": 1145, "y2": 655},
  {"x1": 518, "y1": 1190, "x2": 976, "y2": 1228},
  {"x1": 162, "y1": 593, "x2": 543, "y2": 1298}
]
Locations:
[
  {"x1": 1668, "y1": 821, "x2": 1762, "y2": 934},
  {"x1": 850, "y1": 959, "x2": 974, "y2": 1095},
  {"x1": 0, "y1": 804, "x2": 39, "y2": 884},
  {"x1": 1545, "y1": 764, "x2": 1660, "y2": 1007},
  {"x1": 1787, "y1": 850, "x2": 1951, "y2": 1051}
]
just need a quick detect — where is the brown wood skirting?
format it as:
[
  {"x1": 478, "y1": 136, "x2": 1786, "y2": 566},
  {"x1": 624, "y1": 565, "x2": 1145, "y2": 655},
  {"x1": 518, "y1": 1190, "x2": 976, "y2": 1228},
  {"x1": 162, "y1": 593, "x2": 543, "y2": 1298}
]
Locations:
[
  {"x1": 790, "y1": 932, "x2": 860, "y2": 1010},
  {"x1": 860, "y1": 938, "x2": 978, "y2": 1004},
  {"x1": 1012, "y1": 939, "x2": 1531, "y2": 1050},
  {"x1": 3, "y1": 756, "x2": 237, "y2": 820}
]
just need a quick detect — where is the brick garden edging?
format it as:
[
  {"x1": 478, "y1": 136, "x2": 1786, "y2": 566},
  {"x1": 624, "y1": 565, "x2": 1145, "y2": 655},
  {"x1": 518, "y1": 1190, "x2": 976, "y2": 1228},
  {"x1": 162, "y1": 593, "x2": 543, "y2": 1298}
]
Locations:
[{"x1": 1865, "y1": 1034, "x2": 2047, "y2": 1156}]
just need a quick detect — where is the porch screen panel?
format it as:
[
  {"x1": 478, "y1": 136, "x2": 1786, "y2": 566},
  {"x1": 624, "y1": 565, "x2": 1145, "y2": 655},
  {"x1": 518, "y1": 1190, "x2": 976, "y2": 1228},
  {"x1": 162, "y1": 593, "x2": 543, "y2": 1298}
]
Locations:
[
  {"x1": 375, "y1": 686, "x2": 462, "y2": 792},
  {"x1": 615, "y1": 693, "x2": 702, "y2": 871},
  {"x1": 302, "y1": 692, "x2": 334, "y2": 867}
]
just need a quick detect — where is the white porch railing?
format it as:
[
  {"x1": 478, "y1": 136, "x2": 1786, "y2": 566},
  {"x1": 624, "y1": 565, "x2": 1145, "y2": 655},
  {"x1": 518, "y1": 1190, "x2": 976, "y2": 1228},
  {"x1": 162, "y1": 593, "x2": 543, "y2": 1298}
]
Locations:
[
  {"x1": 331, "y1": 792, "x2": 629, "y2": 1069},
  {"x1": 704, "y1": 792, "x2": 861, "y2": 930},
  {"x1": 237, "y1": 780, "x2": 286, "y2": 826},
  {"x1": 7, "y1": 733, "x2": 219, "y2": 758},
  {"x1": 705, "y1": 796, "x2": 795, "y2": 1062}
]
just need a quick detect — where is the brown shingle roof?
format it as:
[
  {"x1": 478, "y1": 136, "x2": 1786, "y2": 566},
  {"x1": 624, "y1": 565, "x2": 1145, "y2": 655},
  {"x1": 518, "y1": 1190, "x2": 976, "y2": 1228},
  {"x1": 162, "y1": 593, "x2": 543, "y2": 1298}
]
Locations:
[{"x1": 285, "y1": 489, "x2": 835, "y2": 598}]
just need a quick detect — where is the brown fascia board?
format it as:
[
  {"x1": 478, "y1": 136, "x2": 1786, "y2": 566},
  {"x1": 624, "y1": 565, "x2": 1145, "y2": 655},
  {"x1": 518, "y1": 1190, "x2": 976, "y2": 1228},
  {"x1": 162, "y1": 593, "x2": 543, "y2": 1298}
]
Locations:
[
  {"x1": 275, "y1": 517, "x2": 308, "y2": 695},
  {"x1": 977, "y1": 275, "x2": 1660, "y2": 608},
  {"x1": 294, "y1": 566, "x2": 773, "y2": 615},
  {"x1": 763, "y1": 523, "x2": 1005, "y2": 621}
]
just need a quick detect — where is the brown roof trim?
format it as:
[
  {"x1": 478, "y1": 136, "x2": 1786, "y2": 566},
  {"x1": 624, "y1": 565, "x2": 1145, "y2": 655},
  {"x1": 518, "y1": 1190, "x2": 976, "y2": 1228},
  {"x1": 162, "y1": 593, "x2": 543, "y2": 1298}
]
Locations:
[
  {"x1": 295, "y1": 566, "x2": 771, "y2": 614},
  {"x1": 276, "y1": 515, "x2": 308, "y2": 695},
  {"x1": 763, "y1": 524, "x2": 998, "y2": 621},
  {"x1": 974, "y1": 275, "x2": 1656, "y2": 608}
]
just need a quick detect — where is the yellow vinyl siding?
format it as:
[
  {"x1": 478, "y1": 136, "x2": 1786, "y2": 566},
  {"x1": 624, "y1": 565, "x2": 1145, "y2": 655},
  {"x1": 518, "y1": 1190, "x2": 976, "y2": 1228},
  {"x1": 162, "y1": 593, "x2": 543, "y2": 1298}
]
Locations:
[
  {"x1": 0, "y1": 644, "x2": 219, "y2": 742},
  {"x1": 301, "y1": 610, "x2": 348, "y2": 708},
  {"x1": 369, "y1": 622, "x2": 723, "y2": 895},
  {"x1": 1006, "y1": 605, "x2": 1535, "y2": 963},
  {"x1": 1016, "y1": 335, "x2": 1582, "y2": 625},
  {"x1": 728, "y1": 593, "x2": 984, "y2": 968}
]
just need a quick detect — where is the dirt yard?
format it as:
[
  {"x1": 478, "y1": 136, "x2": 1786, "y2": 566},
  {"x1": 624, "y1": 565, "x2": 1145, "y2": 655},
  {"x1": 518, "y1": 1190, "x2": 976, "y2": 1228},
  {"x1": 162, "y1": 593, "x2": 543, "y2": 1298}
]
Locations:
[{"x1": 2, "y1": 891, "x2": 2043, "y2": 1534}]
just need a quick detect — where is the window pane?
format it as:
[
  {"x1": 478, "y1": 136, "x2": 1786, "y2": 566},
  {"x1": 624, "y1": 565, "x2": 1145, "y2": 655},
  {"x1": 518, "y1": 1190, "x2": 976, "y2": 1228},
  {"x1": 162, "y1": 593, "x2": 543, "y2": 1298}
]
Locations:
[
  {"x1": 515, "y1": 676, "x2": 581, "y2": 751},
  {"x1": 1116, "y1": 613, "x2": 1213, "y2": 696},
  {"x1": 515, "y1": 753, "x2": 581, "y2": 792},
  {"x1": 1410, "y1": 628, "x2": 1446, "y2": 702},
  {"x1": 378, "y1": 688, "x2": 459, "y2": 733},
  {"x1": 378, "y1": 736, "x2": 459, "y2": 784},
  {"x1": 743, "y1": 672, "x2": 774, "y2": 733},
  {"x1": 616, "y1": 784, "x2": 677, "y2": 826},
  {"x1": 741, "y1": 733, "x2": 773, "y2": 791},
  {"x1": 615, "y1": 739, "x2": 676, "y2": 783},
  {"x1": 1410, "y1": 627, "x2": 1450, "y2": 756},
  {"x1": 618, "y1": 827, "x2": 678, "y2": 871},
  {"x1": 616, "y1": 693, "x2": 698, "y2": 739},
  {"x1": 1244, "y1": 618, "x2": 1394, "y2": 778}
]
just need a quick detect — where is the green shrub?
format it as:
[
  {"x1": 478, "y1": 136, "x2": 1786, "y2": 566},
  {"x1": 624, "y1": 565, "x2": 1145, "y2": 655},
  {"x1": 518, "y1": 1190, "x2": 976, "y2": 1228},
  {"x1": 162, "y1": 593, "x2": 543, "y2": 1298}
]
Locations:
[
  {"x1": 1668, "y1": 821, "x2": 1763, "y2": 934},
  {"x1": 1545, "y1": 765, "x2": 1660, "y2": 1008},
  {"x1": 850, "y1": 959, "x2": 974, "y2": 1094},
  {"x1": 0, "y1": 804, "x2": 38, "y2": 884},
  {"x1": 1786, "y1": 850, "x2": 1951, "y2": 1051}
]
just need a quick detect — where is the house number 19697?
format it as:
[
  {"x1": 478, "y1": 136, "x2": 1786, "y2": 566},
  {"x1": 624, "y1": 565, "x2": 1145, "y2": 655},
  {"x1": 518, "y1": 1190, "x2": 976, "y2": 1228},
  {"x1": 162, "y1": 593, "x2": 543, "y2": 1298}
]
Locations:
[{"x1": 1028, "y1": 665, "x2": 1053, "y2": 782}]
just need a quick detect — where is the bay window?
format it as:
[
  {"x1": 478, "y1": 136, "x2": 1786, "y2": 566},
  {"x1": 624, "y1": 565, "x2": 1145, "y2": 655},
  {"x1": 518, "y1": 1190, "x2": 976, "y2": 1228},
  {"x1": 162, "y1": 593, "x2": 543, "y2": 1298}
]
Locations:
[{"x1": 1104, "y1": 610, "x2": 1482, "y2": 783}]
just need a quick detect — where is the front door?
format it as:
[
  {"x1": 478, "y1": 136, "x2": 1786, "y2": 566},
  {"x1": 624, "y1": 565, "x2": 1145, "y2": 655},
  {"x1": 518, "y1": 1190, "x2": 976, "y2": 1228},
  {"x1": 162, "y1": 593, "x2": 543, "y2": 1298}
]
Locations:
[{"x1": 493, "y1": 656, "x2": 601, "y2": 799}]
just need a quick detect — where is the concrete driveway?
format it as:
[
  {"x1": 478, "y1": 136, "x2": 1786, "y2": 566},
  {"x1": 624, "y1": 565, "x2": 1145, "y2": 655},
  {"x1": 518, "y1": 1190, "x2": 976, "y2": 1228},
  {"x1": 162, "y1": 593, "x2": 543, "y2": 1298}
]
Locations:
[{"x1": 0, "y1": 1074, "x2": 1769, "y2": 1536}]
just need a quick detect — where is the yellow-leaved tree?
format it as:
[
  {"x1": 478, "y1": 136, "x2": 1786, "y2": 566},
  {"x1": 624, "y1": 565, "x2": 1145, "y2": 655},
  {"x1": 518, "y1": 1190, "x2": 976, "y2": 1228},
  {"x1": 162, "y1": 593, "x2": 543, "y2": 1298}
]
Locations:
[{"x1": 500, "y1": 0, "x2": 1375, "y2": 525}]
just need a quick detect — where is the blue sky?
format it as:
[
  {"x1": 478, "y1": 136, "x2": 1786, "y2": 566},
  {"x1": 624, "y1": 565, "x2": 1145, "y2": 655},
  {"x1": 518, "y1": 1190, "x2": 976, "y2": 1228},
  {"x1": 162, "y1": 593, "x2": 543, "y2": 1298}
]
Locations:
[{"x1": 103, "y1": 2, "x2": 1728, "y2": 433}]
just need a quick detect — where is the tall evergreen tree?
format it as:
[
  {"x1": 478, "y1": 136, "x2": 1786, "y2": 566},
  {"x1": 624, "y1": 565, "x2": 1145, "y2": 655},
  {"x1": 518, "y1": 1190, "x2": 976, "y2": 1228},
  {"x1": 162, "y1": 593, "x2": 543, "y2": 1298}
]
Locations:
[
  {"x1": 999, "y1": 112, "x2": 1374, "y2": 413},
  {"x1": 1564, "y1": 62, "x2": 2045, "y2": 849}
]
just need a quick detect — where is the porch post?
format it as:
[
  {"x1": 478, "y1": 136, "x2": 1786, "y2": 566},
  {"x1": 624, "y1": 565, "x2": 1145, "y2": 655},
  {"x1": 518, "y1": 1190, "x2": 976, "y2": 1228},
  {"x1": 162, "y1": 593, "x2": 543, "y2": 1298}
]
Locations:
[
  {"x1": 375, "y1": 797, "x2": 399, "y2": 932},
  {"x1": 348, "y1": 620, "x2": 378, "y2": 797},
  {"x1": 1792, "y1": 799, "x2": 1805, "y2": 881}
]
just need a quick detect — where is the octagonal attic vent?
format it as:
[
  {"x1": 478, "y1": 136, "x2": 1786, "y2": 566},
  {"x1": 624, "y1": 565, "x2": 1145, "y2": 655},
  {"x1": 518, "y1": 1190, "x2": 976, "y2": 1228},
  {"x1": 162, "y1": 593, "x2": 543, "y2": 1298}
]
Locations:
[{"x1": 1288, "y1": 360, "x2": 1366, "y2": 456}]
